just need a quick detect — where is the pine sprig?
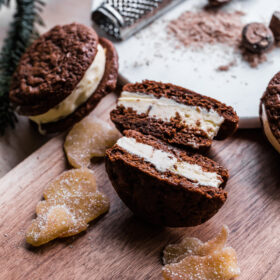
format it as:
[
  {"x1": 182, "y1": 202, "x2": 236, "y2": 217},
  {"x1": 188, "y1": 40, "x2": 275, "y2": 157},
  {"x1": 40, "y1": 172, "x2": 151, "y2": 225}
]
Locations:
[{"x1": 0, "y1": 0, "x2": 44, "y2": 135}]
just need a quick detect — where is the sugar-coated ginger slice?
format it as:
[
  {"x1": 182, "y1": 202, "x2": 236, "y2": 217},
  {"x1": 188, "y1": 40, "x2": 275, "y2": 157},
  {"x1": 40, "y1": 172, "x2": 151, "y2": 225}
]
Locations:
[
  {"x1": 163, "y1": 226, "x2": 229, "y2": 265},
  {"x1": 162, "y1": 226, "x2": 240, "y2": 280},
  {"x1": 64, "y1": 116, "x2": 120, "y2": 168},
  {"x1": 197, "y1": 225, "x2": 228, "y2": 256},
  {"x1": 162, "y1": 247, "x2": 240, "y2": 280},
  {"x1": 163, "y1": 237, "x2": 204, "y2": 265},
  {"x1": 26, "y1": 168, "x2": 110, "y2": 246}
]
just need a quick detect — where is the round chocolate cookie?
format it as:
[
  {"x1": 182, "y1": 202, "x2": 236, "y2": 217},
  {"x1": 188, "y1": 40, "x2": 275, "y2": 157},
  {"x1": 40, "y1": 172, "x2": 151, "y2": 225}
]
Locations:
[
  {"x1": 111, "y1": 80, "x2": 239, "y2": 153},
  {"x1": 9, "y1": 23, "x2": 118, "y2": 134},
  {"x1": 34, "y1": 37, "x2": 118, "y2": 134},
  {"x1": 10, "y1": 23, "x2": 99, "y2": 109},
  {"x1": 208, "y1": 0, "x2": 231, "y2": 7},
  {"x1": 106, "y1": 130, "x2": 228, "y2": 227},
  {"x1": 260, "y1": 72, "x2": 280, "y2": 153}
]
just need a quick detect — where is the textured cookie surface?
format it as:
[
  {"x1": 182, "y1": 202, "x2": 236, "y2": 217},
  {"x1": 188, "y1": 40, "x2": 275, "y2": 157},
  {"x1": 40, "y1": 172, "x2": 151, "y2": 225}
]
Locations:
[
  {"x1": 31, "y1": 37, "x2": 118, "y2": 134},
  {"x1": 10, "y1": 23, "x2": 99, "y2": 111},
  {"x1": 111, "y1": 81, "x2": 239, "y2": 152},
  {"x1": 105, "y1": 130, "x2": 228, "y2": 227},
  {"x1": 260, "y1": 72, "x2": 280, "y2": 147}
]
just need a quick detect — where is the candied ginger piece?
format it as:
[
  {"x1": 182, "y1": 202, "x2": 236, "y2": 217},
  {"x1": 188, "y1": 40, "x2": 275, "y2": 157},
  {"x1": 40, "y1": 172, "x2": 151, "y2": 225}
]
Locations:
[
  {"x1": 59, "y1": 191, "x2": 109, "y2": 238},
  {"x1": 43, "y1": 168, "x2": 98, "y2": 200},
  {"x1": 26, "y1": 168, "x2": 110, "y2": 246},
  {"x1": 197, "y1": 225, "x2": 229, "y2": 256},
  {"x1": 26, "y1": 205, "x2": 84, "y2": 247},
  {"x1": 162, "y1": 247, "x2": 240, "y2": 280},
  {"x1": 163, "y1": 237, "x2": 203, "y2": 265},
  {"x1": 64, "y1": 116, "x2": 120, "y2": 168},
  {"x1": 163, "y1": 226, "x2": 229, "y2": 265},
  {"x1": 162, "y1": 226, "x2": 240, "y2": 280}
]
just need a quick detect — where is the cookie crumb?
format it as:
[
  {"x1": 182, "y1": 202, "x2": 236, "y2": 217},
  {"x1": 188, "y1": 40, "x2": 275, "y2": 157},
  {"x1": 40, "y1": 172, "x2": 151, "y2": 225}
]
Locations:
[
  {"x1": 216, "y1": 60, "x2": 236, "y2": 71},
  {"x1": 240, "y1": 45, "x2": 268, "y2": 68}
]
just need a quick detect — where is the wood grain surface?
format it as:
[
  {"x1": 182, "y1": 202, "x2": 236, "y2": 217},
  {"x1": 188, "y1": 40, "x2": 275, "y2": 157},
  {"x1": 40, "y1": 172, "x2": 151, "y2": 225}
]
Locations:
[
  {"x1": 1, "y1": 1, "x2": 280, "y2": 279},
  {"x1": 0, "y1": 91, "x2": 280, "y2": 280}
]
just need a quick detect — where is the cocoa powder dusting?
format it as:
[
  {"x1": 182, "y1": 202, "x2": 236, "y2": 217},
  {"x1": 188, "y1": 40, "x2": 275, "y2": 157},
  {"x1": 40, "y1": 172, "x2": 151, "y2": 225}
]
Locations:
[
  {"x1": 167, "y1": 10, "x2": 243, "y2": 48},
  {"x1": 167, "y1": 10, "x2": 268, "y2": 68}
]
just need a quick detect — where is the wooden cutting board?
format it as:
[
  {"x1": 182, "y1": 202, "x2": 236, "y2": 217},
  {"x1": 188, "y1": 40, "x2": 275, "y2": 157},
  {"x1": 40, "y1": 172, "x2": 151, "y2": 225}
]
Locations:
[{"x1": 0, "y1": 92, "x2": 280, "y2": 280}]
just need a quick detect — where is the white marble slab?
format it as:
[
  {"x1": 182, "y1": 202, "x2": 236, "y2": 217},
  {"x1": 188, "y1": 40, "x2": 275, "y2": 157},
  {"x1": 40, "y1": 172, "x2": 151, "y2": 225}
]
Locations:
[{"x1": 115, "y1": 0, "x2": 280, "y2": 128}]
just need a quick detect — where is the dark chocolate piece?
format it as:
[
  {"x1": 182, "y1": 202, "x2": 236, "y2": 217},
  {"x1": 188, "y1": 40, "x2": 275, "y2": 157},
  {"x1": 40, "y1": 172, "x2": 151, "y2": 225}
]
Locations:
[
  {"x1": 208, "y1": 0, "x2": 231, "y2": 7},
  {"x1": 269, "y1": 11, "x2": 280, "y2": 41},
  {"x1": 105, "y1": 130, "x2": 228, "y2": 227},
  {"x1": 242, "y1": 22, "x2": 274, "y2": 54}
]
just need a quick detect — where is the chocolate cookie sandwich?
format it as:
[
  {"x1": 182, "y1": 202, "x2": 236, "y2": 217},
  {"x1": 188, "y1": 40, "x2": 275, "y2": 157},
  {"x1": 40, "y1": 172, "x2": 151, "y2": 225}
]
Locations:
[
  {"x1": 110, "y1": 81, "x2": 239, "y2": 152},
  {"x1": 105, "y1": 130, "x2": 228, "y2": 227},
  {"x1": 260, "y1": 72, "x2": 280, "y2": 153},
  {"x1": 9, "y1": 23, "x2": 118, "y2": 134}
]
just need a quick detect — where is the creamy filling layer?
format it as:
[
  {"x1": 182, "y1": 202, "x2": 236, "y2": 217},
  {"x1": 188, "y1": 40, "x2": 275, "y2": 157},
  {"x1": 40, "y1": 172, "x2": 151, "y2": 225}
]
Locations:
[
  {"x1": 262, "y1": 103, "x2": 280, "y2": 153},
  {"x1": 117, "y1": 136, "x2": 223, "y2": 188},
  {"x1": 118, "y1": 91, "x2": 224, "y2": 139},
  {"x1": 29, "y1": 44, "x2": 106, "y2": 125}
]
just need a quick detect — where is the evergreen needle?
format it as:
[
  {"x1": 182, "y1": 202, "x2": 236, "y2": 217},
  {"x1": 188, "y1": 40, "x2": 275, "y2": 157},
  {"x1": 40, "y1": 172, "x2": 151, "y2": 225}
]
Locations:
[{"x1": 0, "y1": 0, "x2": 45, "y2": 135}]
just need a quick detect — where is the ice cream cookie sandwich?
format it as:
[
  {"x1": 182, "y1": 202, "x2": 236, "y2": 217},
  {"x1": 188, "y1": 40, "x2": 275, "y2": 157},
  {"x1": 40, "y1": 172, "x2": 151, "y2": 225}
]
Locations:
[
  {"x1": 105, "y1": 130, "x2": 228, "y2": 227},
  {"x1": 9, "y1": 23, "x2": 118, "y2": 134},
  {"x1": 111, "y1": 81, "x2": 239, "y2": 152},
  {"x1": 260, "y1": 72, "x2": 280, "y2": 153}
]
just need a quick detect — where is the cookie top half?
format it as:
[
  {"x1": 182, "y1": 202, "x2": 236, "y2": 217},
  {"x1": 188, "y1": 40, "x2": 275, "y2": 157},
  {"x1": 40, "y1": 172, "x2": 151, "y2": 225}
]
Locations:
[
  {"x1": 9, "y1": 23, "x2": 99, "y2": 110},
  {"x1": 111, "y1": 80, "x2": 239, "y2": 152}
]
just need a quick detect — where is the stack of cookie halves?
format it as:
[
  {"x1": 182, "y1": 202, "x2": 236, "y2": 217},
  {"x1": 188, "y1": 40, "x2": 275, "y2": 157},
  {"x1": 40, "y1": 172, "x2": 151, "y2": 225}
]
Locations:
[{"x1": 106, "y1": 80, "x2": 239, "y2": 227}]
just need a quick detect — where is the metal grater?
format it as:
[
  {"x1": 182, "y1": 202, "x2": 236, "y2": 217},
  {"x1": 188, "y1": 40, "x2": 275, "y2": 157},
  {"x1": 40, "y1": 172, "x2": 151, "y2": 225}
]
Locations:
[{"x1": 91, "y1": 0, "x2": 185, "y2": 40}]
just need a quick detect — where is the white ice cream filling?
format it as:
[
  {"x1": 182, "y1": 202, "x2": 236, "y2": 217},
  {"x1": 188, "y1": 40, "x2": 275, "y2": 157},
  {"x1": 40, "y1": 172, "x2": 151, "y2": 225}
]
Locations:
[
  {"x1": 117, "y1": 136, "x2": 223, "y2": 188},
  {"x1": 29, "y1": 44, "x2": 106, "y2": 125},
  {"x1": 262, "y1": 103, "x2": 280, "y2": 153},
  {"x1": 118, "y1": 91, "x2": 225, "y2": 139}
]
